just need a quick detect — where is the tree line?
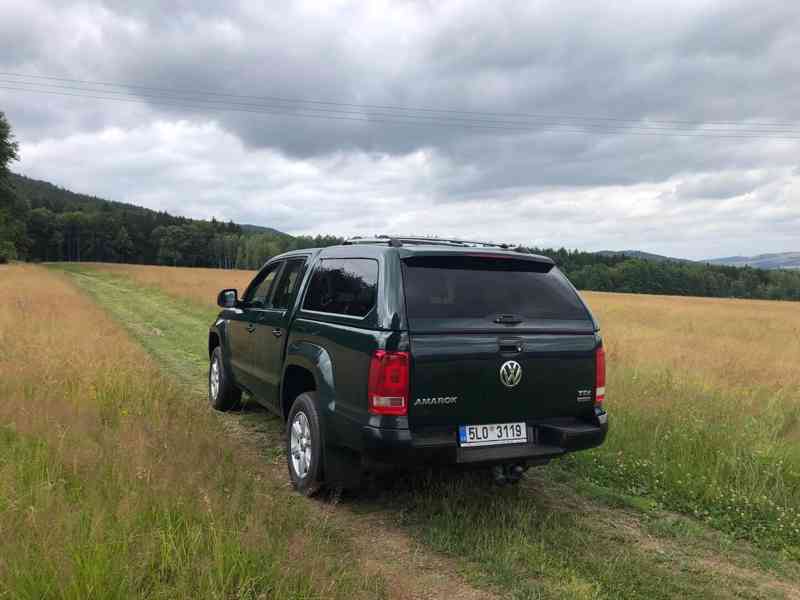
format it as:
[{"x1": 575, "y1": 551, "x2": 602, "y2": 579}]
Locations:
[
  {"x1": 2, "y1": 111, "x2": 799, "y2": 301},
  {"x1": 527, "y1": 247, "x2": 800, "y2": 302},
  {"x1": 0, "y1": 111, "x2": 23, "y2": 262}
]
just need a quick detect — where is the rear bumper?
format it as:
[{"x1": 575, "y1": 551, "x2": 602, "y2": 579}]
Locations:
[{"x1": 359, "y1": 411, "x2": 608, "y2": 467}]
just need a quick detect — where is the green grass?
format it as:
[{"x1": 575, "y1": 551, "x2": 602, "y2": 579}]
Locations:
[
  {"x1": 0, "y1": 377, "x2": 384, "y2": 600},
  {"x1": 54, "y1": 264, "x2": 800, "y2": 599},
  {"x1": 3, "y1": 429, "x2": 259, "y2": 598},
  {"x1": 393, "y1": 476, "x2": 727, "y2": 599},
  {"x1": 349, "y1": 466, "x2": 800, "y2": 599},
  {"x1": 565, "y1": 367, "x2": 800, "y2": 552}
]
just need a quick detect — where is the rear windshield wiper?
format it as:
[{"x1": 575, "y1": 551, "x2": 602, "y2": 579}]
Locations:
[{"x1": 493, "y1": 314, "x2": 523, "y2": 325}]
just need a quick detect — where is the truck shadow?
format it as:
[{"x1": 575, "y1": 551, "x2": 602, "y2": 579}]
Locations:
[{"x1": 335, "y1": 464, "x2": 543, "y2": 512}]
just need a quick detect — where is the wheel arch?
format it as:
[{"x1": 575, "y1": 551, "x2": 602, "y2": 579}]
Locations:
[
  {"x1": 282, "y1": 341, "x2": 336, "y2": 421},
  {"x1": 208, "y1": 330, "x2": 221, "y2": 357}
]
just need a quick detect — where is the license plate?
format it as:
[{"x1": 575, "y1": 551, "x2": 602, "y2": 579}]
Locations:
[{"x1": 458, "y1": 422, "x2": 527, "y2": 447}]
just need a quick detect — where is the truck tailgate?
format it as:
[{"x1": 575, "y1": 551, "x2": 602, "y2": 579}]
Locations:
[
  {"x1": 401, "y1": 253, "x2": 600, "y2": 430},
  {"x1": 409, "y1": 333, "x2": 597, "y2": 427}
]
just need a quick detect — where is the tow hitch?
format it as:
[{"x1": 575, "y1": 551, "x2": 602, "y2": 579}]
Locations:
[{"x1": 492, "y1": 463, "x2": 527, "y2": 486}]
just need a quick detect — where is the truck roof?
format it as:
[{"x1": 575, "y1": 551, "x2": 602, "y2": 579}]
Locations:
[
  {"x1": 266, "y1": 237, "x2": 554, "y2": 265},
  {"x1": 319, "y1": 237, "x2": 554, "y2": 264}
]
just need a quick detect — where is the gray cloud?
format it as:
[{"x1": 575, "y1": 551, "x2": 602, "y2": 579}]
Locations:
[{"x1": 2, "y1": 0, "x2": 800, "y2": 258}]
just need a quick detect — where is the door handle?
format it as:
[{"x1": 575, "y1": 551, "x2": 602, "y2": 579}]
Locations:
[
  {"x1": 271, "y1": 328, "x2": 283, "y2": 338},
  {"x1": 246, "y1": 323, "x2": 256, "y2": 333}
]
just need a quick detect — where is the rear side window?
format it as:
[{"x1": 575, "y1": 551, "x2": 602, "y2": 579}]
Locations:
[
  {"x1": 303, "y1": 258, "x2": 378, "y2": 317},
  {"x1": 402, "y1": 256, "x2": 588, "y2": 321}
]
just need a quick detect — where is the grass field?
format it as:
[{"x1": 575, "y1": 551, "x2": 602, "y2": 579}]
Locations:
[
  {"x1": 81, "y1": 262, "x2": 800, "y2": 549},
  {"x1": 3, "y1": 262, "x2": 800, "y2": 599},
  {"x1": 579, "y1": 292, "x2": 800, "y2": 551},
  {"x1": 0, "y1": 265, "x2": 387, "y2": 599}
]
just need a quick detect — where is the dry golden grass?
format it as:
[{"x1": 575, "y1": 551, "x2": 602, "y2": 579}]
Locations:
[
  {"x1": 0, "y1": 264, "x2": 383, "y2": 598},
  {"x1": 583, "y1": 291, "x2": 800, "y2": 394}
]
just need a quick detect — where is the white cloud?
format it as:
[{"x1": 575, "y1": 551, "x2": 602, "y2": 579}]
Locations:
[{"x1": 16, "y1": 120, "x2": 800, "y2": 259}]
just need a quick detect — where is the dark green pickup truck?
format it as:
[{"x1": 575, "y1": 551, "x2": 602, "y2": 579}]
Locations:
[{"x1": 208, "y1": 237, "x2": 607, "y2": 494}]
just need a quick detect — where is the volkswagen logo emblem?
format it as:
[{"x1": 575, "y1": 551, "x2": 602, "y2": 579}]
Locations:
[{"x1": 499, "y1": 360, "x2": 522, "y2": 388}]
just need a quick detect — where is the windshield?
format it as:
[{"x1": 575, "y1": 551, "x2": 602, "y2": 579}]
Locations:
[{"x1": 402, "y1": 255, "x2": 589, "y2": 322}]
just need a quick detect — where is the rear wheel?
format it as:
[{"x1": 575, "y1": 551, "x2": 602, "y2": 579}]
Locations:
[
  {"x1": 209, "y1": 346, "x2": 242, "y2": 411},
  {"x1": 286, "y1": 392, "x2": 324, "y2": 496}
]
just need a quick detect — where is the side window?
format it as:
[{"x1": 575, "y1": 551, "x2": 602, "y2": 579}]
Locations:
[
  {"x1": 302, "y1": 258, "x2": 378, "y2": 317},
  {"x1": 272, "y1": 259, "x2": 306, "y2": 310},
  {"x1": 243, "y1": 262, "x2": 282, "y2": 308}
]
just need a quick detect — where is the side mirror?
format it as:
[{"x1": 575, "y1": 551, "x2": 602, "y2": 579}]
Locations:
[{"x1": 217, "y1": 289, "x2": 239, "y2": 309}]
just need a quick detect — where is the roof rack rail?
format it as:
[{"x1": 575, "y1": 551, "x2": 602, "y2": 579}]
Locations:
[{"x1": 343, "y1": 235, "x2": 524, "y2": 251}]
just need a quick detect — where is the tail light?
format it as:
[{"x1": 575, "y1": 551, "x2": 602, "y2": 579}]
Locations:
[
  {"x1": 595, "y1": 345, "x2": 606, "y2": 406},
  {"x1": 368, "y1": 351, "x2": 409, "y2": 416}
]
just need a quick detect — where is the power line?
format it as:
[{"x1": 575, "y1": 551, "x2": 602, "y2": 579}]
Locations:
[
  {"x1": 5, "y1": 73, "x2": 798, "y2": 136},
  {"x1": 9, "y1": 77, "x2": 800, "y2": 136},
  {"x1": 3, "y1": 71, "x2": 798, "y2": 130},
  {"x1": 0, "y1": 84, "x2": 554, "y2": 133},
  {"x1": 7, "y1": 77, "x2": 800, "y2": 136},
  {"x1": 4, "y1": 83, "x2": 799, "y2": 140},
  {"x1": 2, "y1": 77, "x2": 800, "y2": 141}
]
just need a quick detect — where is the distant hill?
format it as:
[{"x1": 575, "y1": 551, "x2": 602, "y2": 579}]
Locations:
[
  {"x1": 240, "y1": 223, "x2": 287, "y2": 237},
  {"x1": 6, "y1": 173, "x2": 320, "y2": 268},
  {"x1": 596, "y1": 250, "x2": 692, "y2": 263},
  {"x1": 598, "y1": 249, "x2": 800, "y2": 270},
  {"x1": 12, "y1": 174, "x2": 287, "y2": 238},
  {"x1": 11, "y1": 173, "x2": 234, "y2": 227},
  {"x1": 528, "y1": 246, "x2": 800, "y2": 301},
  {"x1": 705, "y1": 252, "x2": 800, "y2": 270}
]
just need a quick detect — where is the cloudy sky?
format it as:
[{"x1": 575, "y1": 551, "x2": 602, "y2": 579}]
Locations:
[{"x1": 2, "y1": 0, "x2": 799, "y2": 259}]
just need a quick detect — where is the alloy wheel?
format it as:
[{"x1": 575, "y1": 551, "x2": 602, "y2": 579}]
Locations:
[
  {"x1": 209, "y1": 357, "x2": 220, "y2": 400},
  {"x1": 290, "y1": 411, "x2": 312, "y2": 479}
]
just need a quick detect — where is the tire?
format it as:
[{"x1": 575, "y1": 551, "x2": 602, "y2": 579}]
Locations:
[
  {"x1": 286, "y1": 392, "x2": 324, "y2": 496},
  {"x1": 208, "y1": 346, "x2": 242, "y2": 411}
]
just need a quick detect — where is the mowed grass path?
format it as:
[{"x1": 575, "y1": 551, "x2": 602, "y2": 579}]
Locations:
[{"x1": 56, "y1": 263, "x2": 800, "y2": 599}]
